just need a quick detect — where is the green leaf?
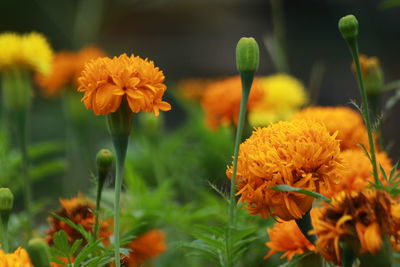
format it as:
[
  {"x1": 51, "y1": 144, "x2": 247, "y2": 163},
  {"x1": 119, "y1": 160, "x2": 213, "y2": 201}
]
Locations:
[
  {"x1": 53, "y1": 230, "x2": 70, "y2": 254},
  {"x1": 389, "y1": 162, "x2": 399, "y2": 181},
  {"x1": 270, "y1": 184, "x2": 331, "y2": 203},
  {"x1": 51, "y1": 213, "x2": 91, "y2": 242},
  {"x1": 380, "y1": 164, "x2": 388, "y2": 183}
]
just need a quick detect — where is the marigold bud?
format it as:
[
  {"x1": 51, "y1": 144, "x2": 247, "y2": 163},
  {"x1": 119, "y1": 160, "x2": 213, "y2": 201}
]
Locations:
[
  {"x1": 96, "y1": 149, "x2": 114, "y2": 173},
  {"x1": 0, "y1": 188, "x2": 13, "y2": 211},
  {"x1": 27, "y1": 238, "x2": 51, "y2": 267},
  {"x1": 338, "y1": 15, "x2": 359, "y2": 41},
  {"x1": 236, "y1": 37, "x2": 260, "y2": 73}
]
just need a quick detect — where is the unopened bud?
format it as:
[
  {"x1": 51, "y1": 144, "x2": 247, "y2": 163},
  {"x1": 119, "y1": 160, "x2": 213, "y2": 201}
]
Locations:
[
  {"x1": 0, "y1": 188, "x2": 13, "y2": 211},
  {"x1": 27, "y1": 238, "x2": 51, "y2": 267},
  {"x1": 236, "y1": 37, "x2": 260, "y2": 73},
  {"x1": 339, "y1": 15, "x2": 359, "y2": 41},
  {"x1": 96, "y1": 149, "x2": 114, "y2": 173}
]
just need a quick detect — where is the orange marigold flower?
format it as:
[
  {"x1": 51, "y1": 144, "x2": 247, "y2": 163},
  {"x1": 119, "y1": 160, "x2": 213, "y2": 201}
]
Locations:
[
  {"x1": 265, "y1": 220, "x2": 315, "y2": 261},
  {"x1": 50, "y1": 257, "x2": 74, "y2": 267},
  {"x1": 226, "y1": 119, "x2": 344, "y2": 221},
  {"x1": 201, "y1": 76, "x2": 263, "y2": 130},
  {"x1": 177, "y1": 77, "x2": 215, "y2": 102},
  {"x1": 35, "y1": 46, "x2": 106, "y2": 97},
  {"x1": 46, "y1": 195, "x2": 112, "y2": 245},
  {"x1": 77, "y1": 53, "x2": 171, "y2": 116},
  {"x1": 325, "y1": 149, "x2": 394, "y2": 197},
  {"x1": 122, "y1": 230, "x2": 167, "y2": 267},
  {"x1": 0, "y1": 247, "x2": 33, "y2": 266},
  {"x1": 312, "y1": 189, "x2": 400, "y2": 265},
  {"x1": 294, "y1": 106, "x2": 369, "y2": 151}
]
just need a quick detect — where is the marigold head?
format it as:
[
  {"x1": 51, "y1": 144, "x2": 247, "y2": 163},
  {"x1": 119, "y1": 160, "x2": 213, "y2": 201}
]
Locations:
[
  {"x1": 35, "y1": 46, "x2": 106, "y2": 97},
  {"x1": 77, "y1": 53, "x2": 171, "y2": 116},
  {"x1": 201, "y1": 76, "x2": 263, "y2": 130},
  {"x1": 226, "y1": 119, "x2": 344, "y2": 220},
  {"x1": 0, "y1": 32, "x2": 53, "y2": 74},
  {"x1": 265, "y1": 220, "x2": 315, "y2": 261},
  {"x1": 248, "y1": 74, "x2": 308, "y2": 126},
  {"x1": 294, "y1": 106, "x2": 369, "y2": 151},
  {"x1": 0, "y1": 247, "x2": 34, "y2": 266},
  {"x1": 312, "y1": 189, "x2": 400, "y2": 265},
  {"x1": 122, "y1": 230, "x2": 167, "y2": 267},
  {"x1": 325, "y1": 149, "x2": 394, "y2": 197},
  {"x1": 46, "y1": 195, "x2": 112, "y2": 245}
]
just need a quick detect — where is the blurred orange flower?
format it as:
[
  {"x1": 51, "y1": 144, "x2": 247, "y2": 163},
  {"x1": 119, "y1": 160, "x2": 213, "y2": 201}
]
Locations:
[
  {"x1": 77, "y1": 53, "x2": 171, "y2": 116},
  {"x1": 177, "y1": 77, "x2": 215, "y2": 102},
  {"x1": 265, "y1": 220, "x2": 315, "y2": 260},
  {"x1": 50, "y1": 256, "x2": 74, "y2": 267},
  {"x1": 0, "y1": 247, "x2": 33, "y2": 266},
  {"x1": 35, "y1": 46, "x2": 105, "y2": 97},
  {"x1": 325, "y1": 149, "x2": 395, "y2": 197},
  {"x1": 46, "y1": 195, "x2": 112, "y2": 245},
  {"x1": 201, "y1": 76, "x2": 263, "y2": 129},
  {"x1": 122, "y1": 230, "x2": 167, "y2": 267},
  {"x1": 294, "y1": 106, "x2": 369, "y2": 151},
  {"x1": 312, "y1": 189, "x2": 400, "y2": 265},
  {"x1": 226, "y1": 119, "x2": 344, "y2": 220}
]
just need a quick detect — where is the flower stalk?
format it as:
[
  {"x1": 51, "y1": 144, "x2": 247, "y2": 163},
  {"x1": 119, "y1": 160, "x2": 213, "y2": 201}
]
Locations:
[
  {"x1": 338, "y1": 15, "x2": 379, "y2": 184},
  {"x1": 106, "y1": 100, "x2": 132, "y2": 267},
  {"x1": 0, "y1": 188, "x2": 14, "y2": 252}
]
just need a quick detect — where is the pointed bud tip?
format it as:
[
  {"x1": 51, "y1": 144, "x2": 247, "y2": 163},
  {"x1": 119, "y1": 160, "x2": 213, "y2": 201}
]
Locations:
[
  {"x1": 236, "y1": 37, "x2": 260, "y2": 73},
  {"x1": 0, "y1": 188, "x2": 13, "y2": 211},
  {"x1": 339, "y1": 15, "x2": 359, "y2": 40},
  {"x1": 96, "y1": 149, "x2": 114, "y2": 173}
]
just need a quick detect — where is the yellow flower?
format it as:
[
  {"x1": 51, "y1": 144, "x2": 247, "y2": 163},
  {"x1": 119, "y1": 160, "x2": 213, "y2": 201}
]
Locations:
[
  {"x1": 312, "y1": 189, "x2": 400, "y2": 265},
  {"x1": 265, "y1": 220, "x2": 315, "y2": 261},
  {"x1": 0, "y1": 247, "x2": 34, "y2": 266},
  {"x1": 201, "y1": 76, "x2": 264, "y2": 130},
  {"x1": 0, "y1": 32, "x2": 53, "y2": 74},
  {"x1": 325, "y1": 149, "x2": 394, "y2": 198},
  {"x1": 249, "y1": 74, "x2": 308, "y2": 126},
  {"x1": 294, "y1": 106, "x2": 369, "y2": 151},
  {"x1": 78, "y1": 53, "x2": 171, "y2": 115},
  {"x1": 226, "y1": 119, "x2": 344, "y2": 220}
]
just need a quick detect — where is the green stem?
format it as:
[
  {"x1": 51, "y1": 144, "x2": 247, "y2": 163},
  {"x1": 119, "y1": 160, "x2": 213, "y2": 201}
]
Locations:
[
  {"x1": 226, "y1": 72, "x2": 254, "y2": 267},
  {"x1": 347, "y1": 39, "x2": 379, "y2": 184},
  {"x1": 15, "y1": 111, "x2": 32, "y2": 239},
  {"x1": 93, "y1": 179, "x2": 104, "y2": 240},
  {"x1": 270, "y1": 0, "x2": 289, "y2": 73},
  {"x1": 368, "y1": 93, "x2": 385, "y2": 150},
  {"x1": 295, "y1": 209, "x2": 316, "y2": 244},
  {"x1": 111, "y1": 135, "x2": 129, "y2": 267},
  {"x1": 1, "y1": 212, "x2": 10, "y2": 252}
]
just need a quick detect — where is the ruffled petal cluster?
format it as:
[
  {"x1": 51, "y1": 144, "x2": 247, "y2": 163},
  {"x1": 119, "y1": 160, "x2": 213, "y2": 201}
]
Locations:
[
  {"x1": 227, "y1": 119, "x2": 344, "y2": 220},
  {"x1": 46, "y1": 195, "x2": 112, "y2": 245},
  {"x1": 201, "y1": 76, "x2": 263, "y2": 129},
  {"x1": 122, "y1": 230, "x2": 167, "y2": 267},
  {"x1": 265, "y1": 220, "x2": 315, "y2": 260},
  {"x1": 312, "y1": 189, "x2": 400, "y2": 265},
  {"x1": 35, "y1": 46, "x2": 105, "y2": 97},
  {"x1": 0, "y1": 247, "x2": 33, "y2": 266},
  {"x1": 294, "y1": 106, "x2": 369, "y2": 151},
  {"x1": 78, "y1": 53, "x2": 171, "y2": 115},
  {"x1": 0, "y1": 32, "x2": 53, "y2": 74}
]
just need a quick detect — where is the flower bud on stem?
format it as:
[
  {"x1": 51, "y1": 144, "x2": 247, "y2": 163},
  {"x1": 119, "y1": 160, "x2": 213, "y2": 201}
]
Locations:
[
  {"x1": 106, "y1": 100, "x2": 132, "y2": 267},
  {"x1": 93, "y1": 149, "x2": 114, "y2": 240},
  {"x1": 0, "y1": 188, "x2": 14, "y2": 252},
  {"x1": 27, "y1": 238, "x2": 51, "y2": 267},
  {"x1": 338, "y1": 15, "x2": 379, "y2": 184}
]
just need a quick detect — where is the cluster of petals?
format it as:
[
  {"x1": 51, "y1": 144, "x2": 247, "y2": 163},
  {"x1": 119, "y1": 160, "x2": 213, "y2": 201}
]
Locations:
[
  {"x1": 325, "y1": 149, "x2": 395, "y2": 197},
  {"x1": 0, "y1": 32, "x2": 53, "y2": 74},
  {"x1": 227, "y1": 119, "x2": 344, "y2": 220},
  {"x1": 294, "y1": 106, "x2": 370, "y2": 151},
  {"x1": 201, "y1": 75, "x2": 263, "y2": 129},
  {"x1": 0, "y1": 247, "x2": 33, "y2": 266},
  {"x1": 35, "y1": 46, "x2": 105, "y2": 97},
  {"x1": 312, "y1": 189, "x2": 400, "y2": 265},
  {"x1": 46, "y1": 196, "x2": 112, "y2": 245},
  {"x1": 264, "y1": 220, "x2": 315, "y2": 260},
  {"x1": 122, "y1": 229, "x2": 167, "y2": 267},
  {"x1": 77, "y1": 53, "x2": 171, "y2": 115}
]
